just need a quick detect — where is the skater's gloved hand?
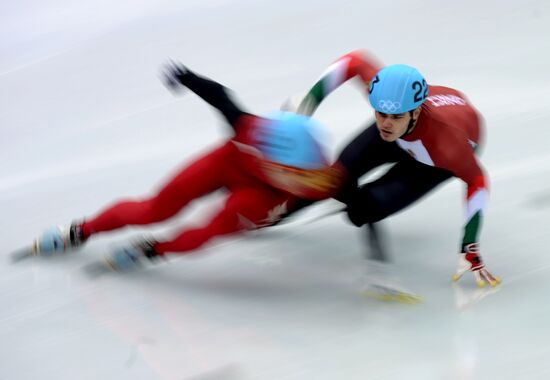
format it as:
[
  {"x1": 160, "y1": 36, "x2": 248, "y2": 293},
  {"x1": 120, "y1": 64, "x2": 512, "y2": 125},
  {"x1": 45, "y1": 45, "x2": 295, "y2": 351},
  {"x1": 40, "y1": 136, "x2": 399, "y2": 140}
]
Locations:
[
  {"x1": 160, "y1": 60, "x2": 189, "y2": 93},
  {"x1": 452, "y1": 243, "x2": 501, "y2": 287}
]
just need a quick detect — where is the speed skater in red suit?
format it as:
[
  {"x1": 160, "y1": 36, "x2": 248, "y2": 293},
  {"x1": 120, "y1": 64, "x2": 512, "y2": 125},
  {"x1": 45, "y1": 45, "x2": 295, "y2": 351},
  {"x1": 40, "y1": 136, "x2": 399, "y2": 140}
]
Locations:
[{"x1": 31, "y1": 61, "x2": 344, "y2": 271}]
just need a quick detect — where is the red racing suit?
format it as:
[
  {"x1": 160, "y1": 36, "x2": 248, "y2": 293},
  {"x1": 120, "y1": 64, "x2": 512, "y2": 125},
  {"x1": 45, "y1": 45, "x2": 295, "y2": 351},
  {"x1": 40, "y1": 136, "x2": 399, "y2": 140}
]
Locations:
[{"x1": 81, "y1": 69, "x2": 334, "y2": 255}]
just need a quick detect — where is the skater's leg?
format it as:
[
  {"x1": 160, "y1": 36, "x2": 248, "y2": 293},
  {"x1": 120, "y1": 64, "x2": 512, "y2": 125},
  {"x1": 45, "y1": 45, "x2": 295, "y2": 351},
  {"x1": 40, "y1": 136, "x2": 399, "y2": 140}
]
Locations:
[
  {"x1": 103, "y1": 186, "x2": 291, "y2": 271},
  {"x1": 153, "y1": 187, "x2": 290, "y2": 255},
  {"x1": 346, "y1": 161, "x2": 453, "y2": 303},
  {"x1": 345, "y1": 160, "x2": 454, "y2": 227},
  {"x1": 82, "y1": 143, "x2": 235, "y2": 238}
]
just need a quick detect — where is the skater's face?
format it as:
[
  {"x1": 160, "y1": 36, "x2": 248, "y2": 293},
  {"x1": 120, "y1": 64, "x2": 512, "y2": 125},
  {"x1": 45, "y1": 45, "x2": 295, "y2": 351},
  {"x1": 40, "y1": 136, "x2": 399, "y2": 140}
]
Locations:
[{"x1": 375, "y1": 108, "x2": 421, "y2": 141}]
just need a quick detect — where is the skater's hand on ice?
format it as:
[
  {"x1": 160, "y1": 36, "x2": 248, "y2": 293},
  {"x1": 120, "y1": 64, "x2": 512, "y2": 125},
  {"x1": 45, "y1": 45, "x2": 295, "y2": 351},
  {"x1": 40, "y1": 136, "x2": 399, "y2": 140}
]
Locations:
[
  {"x1": 452, "y1": 243, "x2": 501, "y2": 288},
  {"x1": 160, "y1": 60, "x2": 189, "y2": 93}
]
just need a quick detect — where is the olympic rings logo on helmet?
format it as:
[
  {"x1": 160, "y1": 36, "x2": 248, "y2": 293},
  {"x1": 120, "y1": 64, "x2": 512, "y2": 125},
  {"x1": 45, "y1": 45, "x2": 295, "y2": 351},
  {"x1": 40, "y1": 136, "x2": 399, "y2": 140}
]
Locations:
[{"x1": 377, "y1": 100, "x2": 401, "y2": 113}]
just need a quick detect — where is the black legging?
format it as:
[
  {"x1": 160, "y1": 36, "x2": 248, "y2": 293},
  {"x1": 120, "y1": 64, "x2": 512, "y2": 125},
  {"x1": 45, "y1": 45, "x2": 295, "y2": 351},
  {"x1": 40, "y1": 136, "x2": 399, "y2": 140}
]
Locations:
[{"x1": 337, "y1": 123, "x2": 453, "y2": 226}]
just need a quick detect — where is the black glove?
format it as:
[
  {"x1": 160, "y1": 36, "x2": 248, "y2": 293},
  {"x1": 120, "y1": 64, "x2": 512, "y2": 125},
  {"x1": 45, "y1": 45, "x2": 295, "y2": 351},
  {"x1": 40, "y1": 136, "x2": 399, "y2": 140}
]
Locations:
[{"x1": 160, "y1": 60, "x2": 189, "y2": 93}]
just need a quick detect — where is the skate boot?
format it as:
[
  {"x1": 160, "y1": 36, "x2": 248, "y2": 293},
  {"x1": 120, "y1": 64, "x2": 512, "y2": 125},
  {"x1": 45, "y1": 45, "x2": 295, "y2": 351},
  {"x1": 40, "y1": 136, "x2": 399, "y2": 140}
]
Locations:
[
  {"x1": 105, "y1": 238, "x2": 160, "y2": 272},
  {"x1": 33, "y1": 223, "x2": 87, "y2": 256},
  {"x1": 360, "y1": 260, "x2": 423, "y2": 304}
]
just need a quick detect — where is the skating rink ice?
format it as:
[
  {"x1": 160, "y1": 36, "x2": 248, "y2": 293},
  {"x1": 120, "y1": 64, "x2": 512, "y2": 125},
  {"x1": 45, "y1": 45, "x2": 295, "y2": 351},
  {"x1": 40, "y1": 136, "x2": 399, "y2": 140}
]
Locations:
[{"x1": 2, "y1": 0, "x2": 550, "y2": 378}]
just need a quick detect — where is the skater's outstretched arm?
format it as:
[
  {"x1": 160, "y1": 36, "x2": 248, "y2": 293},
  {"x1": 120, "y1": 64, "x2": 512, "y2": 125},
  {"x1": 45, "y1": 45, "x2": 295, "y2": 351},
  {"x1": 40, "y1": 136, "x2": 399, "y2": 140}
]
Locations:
[{"x1": 162, "y1": 61, "x2": 252, "y2": 130}]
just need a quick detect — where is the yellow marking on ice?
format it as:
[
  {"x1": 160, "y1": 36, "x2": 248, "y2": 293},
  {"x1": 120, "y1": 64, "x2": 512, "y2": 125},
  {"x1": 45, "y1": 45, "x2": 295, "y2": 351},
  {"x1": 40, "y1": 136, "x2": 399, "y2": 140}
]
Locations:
[{"x1": 361, "y1": 290, "x2": 424, "y2": 304}]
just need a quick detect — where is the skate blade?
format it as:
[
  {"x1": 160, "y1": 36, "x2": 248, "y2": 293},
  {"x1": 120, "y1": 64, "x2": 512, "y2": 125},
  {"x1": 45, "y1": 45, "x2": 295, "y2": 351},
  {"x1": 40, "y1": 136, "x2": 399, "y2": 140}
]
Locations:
[
  {"x1": 361, "y1": 289, "x2": 424, "y2": 304},
  {"x1": 9, "y1": 246, "x2": 35, "y2": 263}
]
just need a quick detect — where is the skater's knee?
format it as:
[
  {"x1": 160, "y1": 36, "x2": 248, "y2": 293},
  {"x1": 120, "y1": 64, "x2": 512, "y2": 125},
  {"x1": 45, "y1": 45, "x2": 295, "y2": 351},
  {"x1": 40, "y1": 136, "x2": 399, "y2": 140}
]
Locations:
[
  {"x1": 346, "y1": 203, "x2": 385, "y2": 227},
  {"x1": 345, "y1": 188, "x2": 387, "y2": 227}
]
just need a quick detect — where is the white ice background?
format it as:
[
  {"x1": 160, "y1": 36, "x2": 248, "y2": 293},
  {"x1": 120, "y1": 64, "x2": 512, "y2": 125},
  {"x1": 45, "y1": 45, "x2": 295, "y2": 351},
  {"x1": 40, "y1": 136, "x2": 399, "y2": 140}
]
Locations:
[{"x1": 1, "y1": 0, "x2": 550, "y2": 379}]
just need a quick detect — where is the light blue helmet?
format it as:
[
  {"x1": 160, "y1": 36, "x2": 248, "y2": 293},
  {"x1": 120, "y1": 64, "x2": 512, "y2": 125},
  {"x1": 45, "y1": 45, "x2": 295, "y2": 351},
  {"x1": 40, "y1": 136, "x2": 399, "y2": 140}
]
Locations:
[
  {"x1": 368, "y1": 64, "x2": 428, "y2": 114},
  {"x1": 254, "y1": 111, "x2": 328, "y2": 170}
]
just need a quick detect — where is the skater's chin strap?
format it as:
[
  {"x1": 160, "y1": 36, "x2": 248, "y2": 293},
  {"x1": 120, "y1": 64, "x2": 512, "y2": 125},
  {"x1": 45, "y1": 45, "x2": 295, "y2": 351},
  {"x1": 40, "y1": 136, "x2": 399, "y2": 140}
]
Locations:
[{"x1": 401, "y1": 110, "x2": 418, "y2": 137}]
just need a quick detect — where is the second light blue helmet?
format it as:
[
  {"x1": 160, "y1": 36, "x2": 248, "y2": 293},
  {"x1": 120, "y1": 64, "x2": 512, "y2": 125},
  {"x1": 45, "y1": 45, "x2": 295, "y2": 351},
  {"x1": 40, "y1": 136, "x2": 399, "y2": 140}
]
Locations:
[
  {"x1": 368, "y1": 64, "x2": 428, "y2": 114},
  {"x1": 254, "y1": 111, "x2": 328, "y2": 170}
]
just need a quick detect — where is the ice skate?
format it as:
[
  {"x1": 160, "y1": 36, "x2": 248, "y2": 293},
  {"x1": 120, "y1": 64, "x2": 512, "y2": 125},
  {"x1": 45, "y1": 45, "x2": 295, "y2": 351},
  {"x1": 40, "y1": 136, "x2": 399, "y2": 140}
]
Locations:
[
  {"x1": 105, "y1": 238, "x2": 160, "y2": 272},
  {"x1": 32, "y1": 223, "x2": 86, "y2": 256},
  {"x1": 360, "y1": 260, "x2": 423, "y2": 304},
  {"x1": 83, "y1": 238, "x2": 159, "y2": 278}
]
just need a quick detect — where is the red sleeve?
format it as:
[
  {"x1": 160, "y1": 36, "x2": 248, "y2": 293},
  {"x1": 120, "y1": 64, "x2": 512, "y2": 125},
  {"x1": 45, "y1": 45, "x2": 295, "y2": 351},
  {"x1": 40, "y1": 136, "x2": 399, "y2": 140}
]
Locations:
[{"x1": 338, "y1": 49, "x2": 383, "y2": 85}]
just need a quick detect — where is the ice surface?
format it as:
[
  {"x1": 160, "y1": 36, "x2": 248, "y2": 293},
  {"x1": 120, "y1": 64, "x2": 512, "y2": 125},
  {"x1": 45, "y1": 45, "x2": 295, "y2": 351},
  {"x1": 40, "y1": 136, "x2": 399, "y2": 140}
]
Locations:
[{"x1": 2, "y1": 0, "x2": 550, "y2": 379}]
